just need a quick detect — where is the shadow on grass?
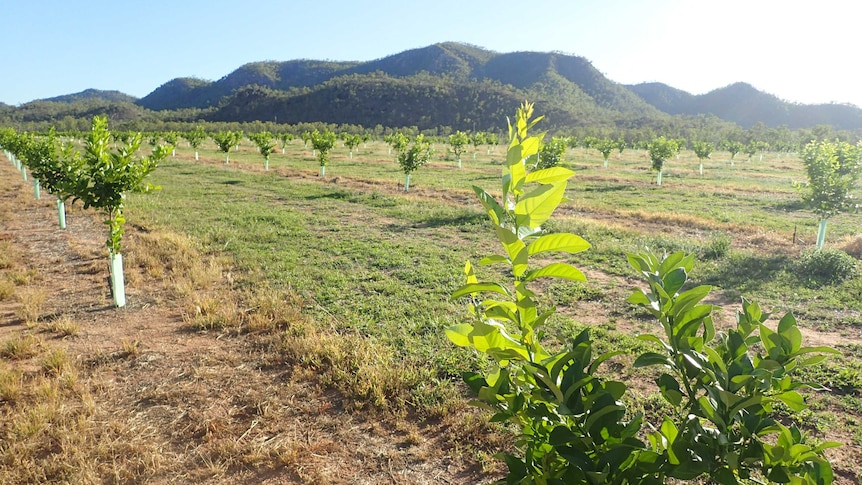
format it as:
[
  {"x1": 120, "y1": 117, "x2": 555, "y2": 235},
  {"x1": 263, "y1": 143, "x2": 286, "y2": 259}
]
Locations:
[
  {"x1": 582, "y1": 184, "x2": 635, "y2": 193},
  {"x1": 697, "y1": 253, "x2": 791, "y2": 298},
  {"x1": 220, "y1": 180, "x2": 243, "y2": 185}
]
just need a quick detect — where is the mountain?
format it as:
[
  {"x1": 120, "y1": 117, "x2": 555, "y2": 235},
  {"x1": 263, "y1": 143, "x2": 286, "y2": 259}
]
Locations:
[
  {"x1": 42, "y1": 89, "x2": 138, "y2": 104},
  {"x1": 628, "y1": 82, "x2": 862, "y2": 130},
  {"x1": 6, "y1": 43, "x2": 862, "y2": 132},
  {"x1": 180, "y1": 43, "x2": 667, "y2": 130}
]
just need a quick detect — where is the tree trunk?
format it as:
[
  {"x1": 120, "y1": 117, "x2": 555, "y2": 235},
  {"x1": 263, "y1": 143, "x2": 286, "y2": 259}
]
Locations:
[
  {"x1": 657, "y1": 170, "x2": 663, "y2": 186},
  {"x1": 405, "y1": 173, "x2": 411, "y2": 192}
]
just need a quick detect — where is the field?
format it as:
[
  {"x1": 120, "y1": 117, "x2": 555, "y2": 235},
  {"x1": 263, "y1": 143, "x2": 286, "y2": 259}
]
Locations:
[{"x1": 1, "y1": 136, "x2": 862, "y2": 484}]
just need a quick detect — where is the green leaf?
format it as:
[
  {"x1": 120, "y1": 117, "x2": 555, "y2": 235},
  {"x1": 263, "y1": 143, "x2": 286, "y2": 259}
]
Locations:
[
  {"x1": 662, "y1": 267, "x2": 687, "y2": 296},
  {"x1": 478, "y1": 255, "x2": 509, "y2": 266},
  {"x1": 525, "y1": 166, "x2": 575, "y2": 184},
  {"x1": 524, "y1": 263, "x2": 586, "y2": 282},
  {"x1": 527, "y1": 233, "x2": 591, "y2": 256},
  {"x1": 634, "y1": 352, "x2": 670, "y2": 368},
  {"x1": 471, "y1": 186, "x2": 504, "y2": 225},
  {"x1": 494, "y1": 226, "x2": 528, "y2": 277},
  {"x1": 514, "y1": 181, "x2": 567, "y2": 229},
  {"x1": 775, "y1": 391, "x2": 807, "y2": 412},
  {"x1": 657, "y1": 374, "x2": 684, "y2": 406},
  {"x1": 451, "y1": 282, "x2": 511, "y2": 300},
  {"x1": 444, "y1": 324, "x2": 473, "y2": 347}
]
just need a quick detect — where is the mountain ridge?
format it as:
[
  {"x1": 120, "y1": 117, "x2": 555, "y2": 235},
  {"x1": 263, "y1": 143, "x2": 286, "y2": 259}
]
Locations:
[{"x1": 5, "y1": 42, "x2": 862, "y2": 132}]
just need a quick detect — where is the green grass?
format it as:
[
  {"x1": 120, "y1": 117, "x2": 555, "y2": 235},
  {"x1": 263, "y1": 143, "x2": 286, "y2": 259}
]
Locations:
[{"x1": 118, "y1": 142, "x2": 862, "y2": 477}]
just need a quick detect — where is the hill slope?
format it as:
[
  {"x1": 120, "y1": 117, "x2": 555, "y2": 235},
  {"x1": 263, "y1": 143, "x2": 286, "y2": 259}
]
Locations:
[
  {"x1": 42, "y1": 89, "x2": 138, "y2": 104},
  {"x1": 628, "y1": 82, "x2": 862, "y2": 130}
]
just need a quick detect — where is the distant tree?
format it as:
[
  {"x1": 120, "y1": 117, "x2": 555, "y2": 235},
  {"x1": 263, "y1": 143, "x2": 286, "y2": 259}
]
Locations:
[
  {"x1": 471, "y1": 132, "x2": 486, "y2": 159},
  {"x1": 692, "y1": 141, "x2": 713, "y2": 175},
  {"x1": 537, "y1": 136, "x2": 567, "y2": 170},
  {"x1": 385, "y1": 132, "x2": 409, "y2": 157},
  {"x1": 744, "y1": 141, "x2": 758, "y2": 161},
  {"x1": 722, "y1": 140, "x2": 744, "y2": 167},
  {"x1": 398, "y1": 134, "x2": 432, "y2": 192},
  {"x1": 277, "y1": 132, "x2": 294, "y2": 154},
  {"x1": 311, "y1": 129, "x2": 337, "y2": 177},
  {"x1": 344, "y1": 133, "x2": 362, "y2": 159},
  {"x1": 484, "y1": 132, "x2": 500, "y2": 154},
  {"x1": 795, "y1": 140, "x2": 862, "y2": 249},
  {"x1": 647, "y1": 136, "x2": 679, "y2": 186},
  {"x1": 593, "y1": 138, "x2": 617, "y2": 168},
  {"x1": 182, "y1": 126, "x2": 207, "y2": 161},
  {"x1": 448, "y1": 131, "x2": 469, "y2": 168},
  {"x1": 163, "y1": 131, "x2": 179, "y2": 157},
  {"x1": 301, "y1": 131, "x2": 312, "y2": 149},
  {"x1": 249, "y1": 131, "x2": 276, "y2": 170},
  {"x1": 616, "y1": 137, "x2": 626, "y2": 159},
  {"x1": 212, "y1": 131, "x2": 239, "y2": 164}
]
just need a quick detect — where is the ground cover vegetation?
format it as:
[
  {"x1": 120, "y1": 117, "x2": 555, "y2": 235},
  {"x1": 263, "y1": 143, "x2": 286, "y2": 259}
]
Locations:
[{"x1": 1, "y1": 105, "x2": 861, "y2": 483}]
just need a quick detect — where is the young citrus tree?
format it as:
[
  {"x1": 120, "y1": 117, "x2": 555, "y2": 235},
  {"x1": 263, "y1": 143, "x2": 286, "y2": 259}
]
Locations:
[
  {"x1": 73, "y1": 116, "x2": 170, "y2": 307},
  {"x1": 311, "y1": 129, "x2": 337, "y2": 177},
  {"x1": 212, "y1": 131, "x2": 239, "y2": 164},
  {"x1": 182, "y1": 126, "x2": 207, "y2": 161},
  {"x1": 594, "y1": 137, "x2": 617, "y2": 168},
  {"x1": 249, "y1": 131, "x2": 276, "y2": 170},
  {"x1": 537, "y1": 135, "x2": 568, "y2": 169},
  {"x1": 448, "y1": 130, "x2": 469, "y2": 168},
  {"x1": 397, "y1": 134, "x2": 432, "y2": 192},
  {"x1": 276, "y1": 132, "x2": 294, "y2": 154},
  {"x1": 692, "y1": 140, "x2": 713, "y2": 175},
  {"x1": 648, "y1": 136, "x2": 679, "y2": 185},
  {"x1": 449, "y1": 103, "x2": 840, "y2": 485},
  {"x1": 343, "y1": 133, "x2": 362, "y2": 159},
  {"x1": 796, "y1": 139, "x2": 862, "y2": 249}
]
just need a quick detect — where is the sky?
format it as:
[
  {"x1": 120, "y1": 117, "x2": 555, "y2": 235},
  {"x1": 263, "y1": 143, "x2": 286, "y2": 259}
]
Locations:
[{"x1": 1, "y1": 0, "x2": 859, "y2": 107}]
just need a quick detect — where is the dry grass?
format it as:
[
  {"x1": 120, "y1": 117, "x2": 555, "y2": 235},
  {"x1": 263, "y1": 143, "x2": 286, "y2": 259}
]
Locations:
[
  {"x1": 15, "y1": 287, "x2": 48, "y2": 324},
  {"x1": 43, "y1": 315, "x2": 80, "y2": 337},
  {"x1": 0, "y1": 279, "x2": 14, "y2": 301},
  {"x1": 1, "y1": 334, "x2": 42, "y2": 360},
  {"x1": 838, "y1": 234, "x2": 862, "y2": 260}
]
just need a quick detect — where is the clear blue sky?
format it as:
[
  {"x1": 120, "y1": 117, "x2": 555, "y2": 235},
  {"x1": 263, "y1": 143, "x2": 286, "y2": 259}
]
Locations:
[{"x1": 2, "y1": 0, "x2": 859, "y2": 107}]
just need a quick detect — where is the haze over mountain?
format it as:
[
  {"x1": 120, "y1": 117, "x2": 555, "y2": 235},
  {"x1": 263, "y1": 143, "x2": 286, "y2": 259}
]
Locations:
[{"x1": 4, "y1": 43, "x2": 862, "y2": 132}]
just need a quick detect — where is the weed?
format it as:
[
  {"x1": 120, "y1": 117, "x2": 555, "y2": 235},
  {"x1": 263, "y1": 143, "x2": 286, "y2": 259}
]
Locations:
[
  {"x1": 16, "y1": 287, "x2": 48, "y2": 324},
  {"x1": 0, "y1": 279, "x2": 14, "y2": 300},
  {"x1": 41, "y1": 348, "x2": 69, "y2": 376},
  {"x1": 1, "y1": 334, "x2": 41, "y2": 359},
  {"x1": 45, "y1": 315, "x2": 80, "y2": 337},
  {"x1": 797, "y1": 247, "x2": 859, "y2": 286},
  {"x1": 185, "y1": 293, "x2": 243, "y2": 331},
  {"x1": 120, "y1": 338, "x2": 141, "y2": 357},
  {"x1": 0, "y1": 366, "x2": 22, "y2": 402}
]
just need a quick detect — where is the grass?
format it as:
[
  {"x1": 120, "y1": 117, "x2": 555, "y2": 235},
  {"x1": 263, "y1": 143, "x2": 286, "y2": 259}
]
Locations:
[{"x1": 3, "y1": 140, "x2": 861, "y2": 481}]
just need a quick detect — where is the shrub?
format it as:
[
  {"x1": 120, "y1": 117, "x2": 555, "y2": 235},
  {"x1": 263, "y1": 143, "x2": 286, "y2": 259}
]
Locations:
[{"x1": 797, "y1": 247, "x2": 859, "y2": 286}]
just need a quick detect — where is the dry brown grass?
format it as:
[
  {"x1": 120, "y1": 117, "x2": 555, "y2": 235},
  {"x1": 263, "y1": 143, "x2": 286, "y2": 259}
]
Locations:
[
  {"x1": 15, "y1": 287, "x2": 47, "y2": 324},
  {"x1": 838, "y1": 234, "x2": 862, "y2": 260}
]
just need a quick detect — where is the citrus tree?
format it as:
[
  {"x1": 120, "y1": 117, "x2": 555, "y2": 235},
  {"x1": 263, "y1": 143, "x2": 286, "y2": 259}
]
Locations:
[
  {"x1": 648, "y1": 136, "x2": 679, "y2": 185},
  {"x1": 796, "y1": 139, "x2": 862, "y2": 248},
  {"x1": 212, "y1": 131, "x2": 239, "y2": 164},
  {"x1": 343, "y1": 133, "x2": 362, "y2": 159},
  {"x1": 163, "y1": 131, "x2": 179, "y2": 157},
  {"x1": 73, "y1": 116, "x2": 170, "y2": 307},
  {"x1": 249, "y1": 131, "x2": 276, "y2": 170},
  {"x1": 723, "y1": 140, "x2": 744, "y2": 167},
  {"x1": 276, "y1": 132, "x2": 294, "y2": 154},
  {"x1": 537, "y1": 135, "x2": 568, "y2": 169},
  {"x1": 397, "y1": 134, "x2": 432, "y2": 192},
  {"x1": 311, "y1": 129, "x2": 337, "y2": 177},
  {"x1": 448, "y1": 103, "x2": 839, "y2": 485},
  {"x1": 594, "y1": 137, "x2": 617, "y2": 168},
  {"x1": 692, "y1": 140, "x2": 713, "y2": 175},
  {"x1": 448, "y1": 130, "x2": 469, "y2": 168},
  {"x1": 471, "y1": 131, "x2": 486, "y2": 159},
  {"x1": 182, "y1": 126, "x2": 207, "y2": 161}
]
